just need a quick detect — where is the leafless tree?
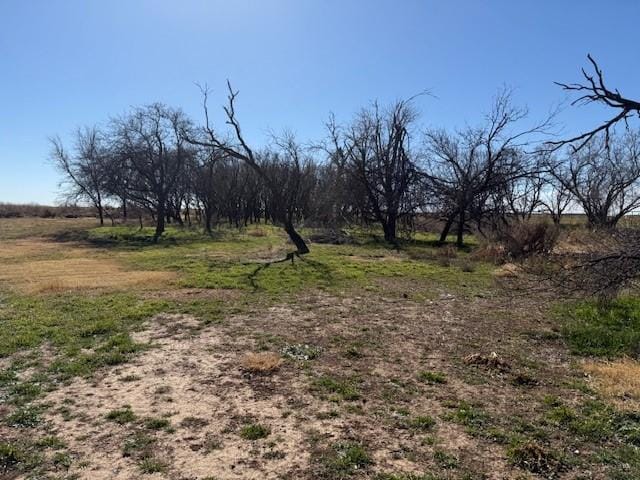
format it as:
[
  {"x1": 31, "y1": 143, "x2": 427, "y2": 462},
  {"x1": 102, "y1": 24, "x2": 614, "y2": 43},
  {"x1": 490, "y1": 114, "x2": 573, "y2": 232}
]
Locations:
[
  {"x1": 539, "y1": 173, "x2": 572, "y2": 225},
  {"x1": 50, "y1": 127, "x2": 111, "y2": 225},
  {"x1": 325, "y1": 99, "x2": 422, "y2": 245},
  {"x1": 423, "y1": 90, "x2": 550, "y2": 246},
  {"x1": 549, "y1": 55, "x2": 640, "y2": 151},
  {"x1": 111, "y1": 103, "x2": 192, "y2": 241},
  {"x1": 187, "y1": 83, "x2": 312, "y2": 254},
  {"x1": 546, "y1": 131, "x2": 640, "y2": 229}
]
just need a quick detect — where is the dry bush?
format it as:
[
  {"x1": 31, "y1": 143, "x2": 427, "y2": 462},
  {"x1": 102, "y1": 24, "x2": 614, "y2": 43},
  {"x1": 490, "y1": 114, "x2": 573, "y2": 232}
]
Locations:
[
  {"x1": 483, "y1": 221, "x2": 559, "y2": 263},
  {"x1": 240, "y1": 352, "x2": 282, "y2": 374},
  {"x1": 464, "y1": 352, "x2": 511, "y2": 372},
  {"x1": 472, "y1": 242, "x2": 508, "y2": 264}
]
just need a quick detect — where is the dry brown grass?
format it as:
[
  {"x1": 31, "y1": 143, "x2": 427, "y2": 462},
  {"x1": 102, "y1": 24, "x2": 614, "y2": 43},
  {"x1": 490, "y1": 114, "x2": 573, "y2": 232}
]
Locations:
[
  {"x1": 240, "y1": 352, "x2": 283, "y2": 374},
  {"x1": 0, "y1": 256, "x2": 176, "y2": 294},
  {"x1": 583, "y1": 358, "x2": 640, "y2": 410}
]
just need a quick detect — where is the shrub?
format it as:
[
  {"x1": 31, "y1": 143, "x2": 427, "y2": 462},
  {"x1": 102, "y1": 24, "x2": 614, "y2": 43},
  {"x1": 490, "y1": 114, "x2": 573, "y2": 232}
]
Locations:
[{"x1": 495, "y1": 220, "x2": 559, "y2": 260}]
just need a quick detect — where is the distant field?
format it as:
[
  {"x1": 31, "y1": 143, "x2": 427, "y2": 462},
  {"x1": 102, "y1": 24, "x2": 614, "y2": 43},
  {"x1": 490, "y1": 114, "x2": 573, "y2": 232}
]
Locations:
[{"x1": 1, "y1": 217, "x2": 640, "y2": 479}]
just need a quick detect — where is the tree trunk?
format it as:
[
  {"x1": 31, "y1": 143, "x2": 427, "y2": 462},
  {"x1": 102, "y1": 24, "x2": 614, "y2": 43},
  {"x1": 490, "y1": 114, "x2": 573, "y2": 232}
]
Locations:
[
  {"x1": 284, "y1": 222, "x2": 309, "y2": 254},
  {"x1": 439, "y1": 217, "x2": 454, "y2": 243},
  {"x1": 382, "y1": 217, "x2": 397, "y2": 245},
  {"x1": 97, "y1": 205, "x2": 104, "y2": 226},
  {"x1": 154, "y1": 203, "x2": 166, "y2": 242},
  {"x1": 456, "y1": 212, "x2": 465, "y2": 248}
]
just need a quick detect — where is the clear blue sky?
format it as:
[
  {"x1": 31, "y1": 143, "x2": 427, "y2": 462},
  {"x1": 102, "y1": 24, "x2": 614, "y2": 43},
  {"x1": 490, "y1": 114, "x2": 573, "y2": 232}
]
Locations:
[{"x1": 1, "y1": 0, "x2": 638, "y2": 204}]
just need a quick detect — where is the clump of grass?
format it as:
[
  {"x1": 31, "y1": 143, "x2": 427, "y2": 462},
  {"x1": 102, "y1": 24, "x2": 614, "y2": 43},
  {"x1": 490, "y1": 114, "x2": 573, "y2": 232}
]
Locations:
[
  {"x1": 6, "y1": 405, "x2": 43, "y2": 428},
  {"x1": 180, "y1": 416, "x2": 209, "y2": 430},
  {"x1": 442, "y1": 401, "x2": 488, "y2": 434},
  {"x1": 319, "y1": 442, "x2": 372, "y2": 477},
  {"x1": 139, "y1": 457, "x2": 167, "y2": 474},
  {"x1": 240, "y1": 423, "x2": 270, "y2": 440},
  {"x1": 143, "y1": 417, "x2": 171, "y2": 431},
  {"x1": 313, "y1": 375, "x2": 361, "y2": 401},
  {"x1": 123, "y1": 432, "x2": 155, "y2": 458},
  {"x1": 408, "y1": 416, "x2": 436, "y2": 431},
  {"x1": 34, "y1": 436, "x2": 66, "y2": 449},
  {"x1": 433, "y1": 449, "x2": 459, "y2": 469},
  {"x1": 240, "y1": 352, "x2": 282, "y2": 374},
  {"x1": 105, "y1": 407, "x2": 136, "y2": 424},
  {"x1": 507, "y1": 441, "x2": 568, "y2": 475},
  {"x1": 417, "y1": 370, "x2": 447, "y2": 384}
]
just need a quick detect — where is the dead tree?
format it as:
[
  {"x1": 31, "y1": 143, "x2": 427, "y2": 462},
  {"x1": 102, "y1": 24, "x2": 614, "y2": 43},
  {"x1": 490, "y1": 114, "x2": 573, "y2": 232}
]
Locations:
[
  {"x1": 423, "y1": 90, "x2": 551, "y2": 247},
  {"x1": 111, "y1": 104, "x2": 191, "y2": 242},
  {"x1": 187, "y1": 83, "x2": 311, "y2": 254},
  {"x1": 546, "y1": 132, "x2": 640, "y2": 229},
  {"x1": 549, "y1": 55, "x2": 640, "y2": 151},
  {"x1": 50, "y1": 127, "x2": 110, "y2": 225},
  {"x1": 326, "y1": 99, "x2": 421, "y2": 245}
]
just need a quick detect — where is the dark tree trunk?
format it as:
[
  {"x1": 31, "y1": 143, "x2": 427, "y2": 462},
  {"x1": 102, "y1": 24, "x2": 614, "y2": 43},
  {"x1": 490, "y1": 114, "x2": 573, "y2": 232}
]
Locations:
[
  {"x1": 439, "y1": 216, "x2": 454, "y2": 243},
  {"x1": 284, "y1": 222, "x2": 309, "y2": 254},
  {"x1": 456, "y1": 212, "x2": 465, "y2": 248},
  {"x1": 97, "y1": 206, "x2": 104, "y2": 226},
  {"x1": 382, "y1": 217, "x2": 397, "y2": 244},
  {"x1": 154, "y1": 203, "x2": 166, "y2": 242}
]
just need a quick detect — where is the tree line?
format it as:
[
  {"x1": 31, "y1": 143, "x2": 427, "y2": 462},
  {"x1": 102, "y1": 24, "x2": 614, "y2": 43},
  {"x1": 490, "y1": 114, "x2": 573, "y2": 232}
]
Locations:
[{"x1": 52, "y1": 69, "x2": 640, "y2": 254}]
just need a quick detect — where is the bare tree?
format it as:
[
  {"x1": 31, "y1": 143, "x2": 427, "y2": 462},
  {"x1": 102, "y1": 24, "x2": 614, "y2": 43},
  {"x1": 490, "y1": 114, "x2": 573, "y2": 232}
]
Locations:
[
  {"x1": 326, "y1": 99, "x2": 422, "y2": 245},
  {"x1": 50, "y1": 127, "x2": 110, "y2": 225},
  {"x1": 423, "y1": 90, "x2": 549, "y2": 246},
  {"x1": 549, "y1": 55, "x2": 640, "y2": 151},
  {"x1": 111, "y1": 103, "x2": 192, "y2": 241},
  {"x1": 539, "y1": 173, "x2": 572, "y2": 225},
  {"x1": 187, "y1": 83, "x2": 312, "y2": 254},
  {"x1": 547, "y1": 131, "x2": 640, "y2": 229}
]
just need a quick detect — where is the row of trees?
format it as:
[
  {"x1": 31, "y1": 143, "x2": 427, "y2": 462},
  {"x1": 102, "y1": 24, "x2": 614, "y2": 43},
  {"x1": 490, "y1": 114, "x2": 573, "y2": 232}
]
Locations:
[{"x1": 53, "y1": 80, "x2": 640, "y2": 253}]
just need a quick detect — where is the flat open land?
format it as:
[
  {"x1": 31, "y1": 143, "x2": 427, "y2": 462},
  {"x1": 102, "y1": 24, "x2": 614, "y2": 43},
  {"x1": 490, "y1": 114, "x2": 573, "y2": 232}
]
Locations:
[{"x1": 2, "y1": 218, "x2": 640, "y2": 480}]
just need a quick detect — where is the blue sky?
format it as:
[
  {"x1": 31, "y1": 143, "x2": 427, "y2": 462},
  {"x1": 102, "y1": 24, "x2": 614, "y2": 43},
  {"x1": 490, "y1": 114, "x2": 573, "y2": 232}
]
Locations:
[{"x1": 1, "y1": 0, "x2": 639, "y2": 204}]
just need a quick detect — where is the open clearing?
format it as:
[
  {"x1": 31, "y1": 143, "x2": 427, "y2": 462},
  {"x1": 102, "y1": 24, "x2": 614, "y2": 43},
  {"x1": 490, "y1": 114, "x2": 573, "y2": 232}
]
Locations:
[{"x1": 2, "y1": 218, "x2": 640, "y2": 480}]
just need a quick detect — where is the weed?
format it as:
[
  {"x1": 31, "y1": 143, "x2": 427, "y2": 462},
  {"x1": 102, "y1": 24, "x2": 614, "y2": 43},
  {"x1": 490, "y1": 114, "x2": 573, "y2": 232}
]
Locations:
[
  {"x1": 139, "y1": 457, "x2": 166, "y2": 474},
  {"x1": 240, "y1": 423, "x2": 270, "y2": 440},
  {"x1": 313, "y1": 375, "x2": 361, "y2": 401},
  {"x1": 105, "y1": 407, "x2": 136, "y2": 424},
  {"x1": 433, "y1": 449, "x2": 459, "y2": 469},
  {"x1": 144, "y1": 417, "x2": 171, "y2": 430},
  {"x1": 417, "y1": 371, "x2": 447, "y2": 384},
  {"x1": 6, "y1": 405, "x2": 43, "y2": 427}
]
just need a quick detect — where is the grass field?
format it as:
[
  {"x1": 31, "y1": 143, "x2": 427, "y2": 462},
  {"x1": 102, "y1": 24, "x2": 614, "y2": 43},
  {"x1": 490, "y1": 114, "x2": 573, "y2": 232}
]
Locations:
[{"x1": 1, "y1": 217, "x2": 640, "y2": 479}]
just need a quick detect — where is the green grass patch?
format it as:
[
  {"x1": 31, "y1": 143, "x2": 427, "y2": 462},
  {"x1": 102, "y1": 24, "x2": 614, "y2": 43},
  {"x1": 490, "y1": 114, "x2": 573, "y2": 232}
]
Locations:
[
  {"x1": 313, "y1": 375, "x2": 361, "y2": 401},
  {"x1": 105, "y1": 407, "x2": 136, "y2": 424},
  {"x1": 239, "y1": 423, "x2": 270, "y2": 440},
  {"x1": 560, "y1": 297, "x2": 640, "y2": 357},
  {"x1": 417, "y1": 370, "x2": 447, "y2": 384}
]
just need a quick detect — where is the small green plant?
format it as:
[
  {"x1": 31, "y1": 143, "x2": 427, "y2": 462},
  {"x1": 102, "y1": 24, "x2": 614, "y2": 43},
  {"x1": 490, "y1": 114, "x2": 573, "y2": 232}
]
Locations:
[
  {"x1": 408, "y1": 416, "x2": 436, "y2": 431},
  {"x1": 6, "y1": 405, "x2": 43, "y2": 427},
  {"x1": 123, "y1": 432, "x2": 154, "y2": 458},
  {"x1": 442, "y1": 401, "x2": 488, "y2": 434},
  {"x1": 240, "y1": 423, "x2": 270, "y2": 440},
  {"x1": 321, "y1": 442, "x2": 372, "y2": 477},
  {"x1": 144, "y1": 417, "x2": 171, "y2": 430},
  {"x1": 433, "y1": 449, "x2": 459, "y2": 469},
  {"x1": 105, "y1": 407, "x2": 136, "y2": 424},
  {"x1": 139, "y1": 457, "x2": 166, "y2": 474},
  {"x1": 417, "y1": 371, "x2": 447, "y2": 384},
  {"x1": 313, "y1": 375, "x2": 360, "y2": 401}
]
